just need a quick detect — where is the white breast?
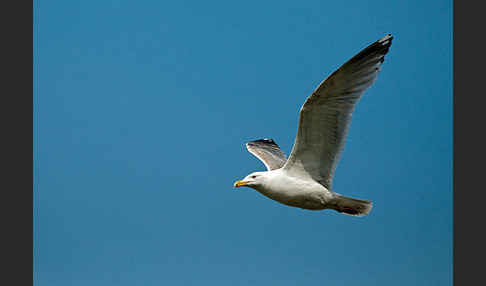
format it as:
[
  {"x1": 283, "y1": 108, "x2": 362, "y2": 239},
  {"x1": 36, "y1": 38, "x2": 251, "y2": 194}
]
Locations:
[{"x1": 255, "y1": 169, "x2": 335, "y2": 210}]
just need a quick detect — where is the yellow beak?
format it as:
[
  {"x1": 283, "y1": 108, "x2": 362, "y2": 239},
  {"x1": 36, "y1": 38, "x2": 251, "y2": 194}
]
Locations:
[{"x1": 234, "y1": 180, "x2": 248, "y2": 188}]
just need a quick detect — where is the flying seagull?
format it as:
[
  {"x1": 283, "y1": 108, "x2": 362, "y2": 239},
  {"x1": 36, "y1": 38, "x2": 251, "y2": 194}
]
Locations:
[{"x1": 234, "y1": 34, "x2": 393, "y2": 217}]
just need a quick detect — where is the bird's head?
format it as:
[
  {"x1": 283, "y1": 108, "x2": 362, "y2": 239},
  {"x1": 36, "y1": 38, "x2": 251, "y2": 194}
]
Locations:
[{"x1": 234, "y1": 172, "x2": 266, "y2": 189}]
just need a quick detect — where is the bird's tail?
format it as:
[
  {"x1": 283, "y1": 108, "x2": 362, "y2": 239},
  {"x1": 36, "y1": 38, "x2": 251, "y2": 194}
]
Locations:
[{"x1": 330, "y1": 194, "x2": 373, "y2": 217}]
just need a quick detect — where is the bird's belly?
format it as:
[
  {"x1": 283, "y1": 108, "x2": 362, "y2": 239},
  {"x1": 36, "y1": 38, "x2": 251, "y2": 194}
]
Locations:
[{"x1": 257, "y1": 180, "x2": 332, "y2": 210}]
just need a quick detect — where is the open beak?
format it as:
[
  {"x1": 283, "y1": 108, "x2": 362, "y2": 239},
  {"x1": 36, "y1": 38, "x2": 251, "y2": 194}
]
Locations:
[{"x1": 234, "y1": 180, "x2": 249, "y2": 188}]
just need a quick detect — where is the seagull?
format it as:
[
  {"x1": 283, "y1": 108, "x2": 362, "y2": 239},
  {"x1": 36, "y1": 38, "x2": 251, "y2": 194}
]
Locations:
[{"x1": 234, "y1": 34, "x2": 393, "y2": 217}]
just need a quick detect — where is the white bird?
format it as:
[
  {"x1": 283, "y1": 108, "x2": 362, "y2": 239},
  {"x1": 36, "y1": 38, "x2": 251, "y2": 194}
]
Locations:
[{"x1": 234, "y1": 34, "x2": 393, "y2": 217}]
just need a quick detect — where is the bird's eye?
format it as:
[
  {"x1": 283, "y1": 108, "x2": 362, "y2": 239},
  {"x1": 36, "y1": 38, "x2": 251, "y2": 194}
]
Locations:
[{"x1": 251, "y1": 175, "x2": 256, "y2": 179}]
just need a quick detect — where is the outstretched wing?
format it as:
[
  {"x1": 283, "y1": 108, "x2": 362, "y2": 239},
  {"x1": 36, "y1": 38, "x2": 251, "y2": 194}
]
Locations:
[
  {"x1": 283, "y1": 34, "x2": 393, "y2": 189},
  {"x1": 246, "y1": 139, "x2": 287, "y2": 171}
]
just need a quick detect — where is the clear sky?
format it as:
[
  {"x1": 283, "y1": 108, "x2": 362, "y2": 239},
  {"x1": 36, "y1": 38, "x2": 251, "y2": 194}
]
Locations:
[{"x1": 34, "y1": 0, "x2": 452, "y2": 285}]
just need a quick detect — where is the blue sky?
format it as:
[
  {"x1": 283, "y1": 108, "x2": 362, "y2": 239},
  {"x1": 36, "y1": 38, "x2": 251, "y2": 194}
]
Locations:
[{"x1": 34, "y1": 0, "x2": 452, "y2": 285}]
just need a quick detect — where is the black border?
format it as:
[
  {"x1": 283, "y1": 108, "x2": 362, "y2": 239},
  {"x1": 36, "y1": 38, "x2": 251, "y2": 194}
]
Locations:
[
  {"x1": 3, "y1": 0, "x2": 34, "y2": 285},
  {"x1": 454, "y1": 1, "x2": 485, "y2": 285}
]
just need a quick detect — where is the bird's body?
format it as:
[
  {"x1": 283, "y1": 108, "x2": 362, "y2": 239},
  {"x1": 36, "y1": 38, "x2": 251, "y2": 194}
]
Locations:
[
  {"x1": 250, "y1": 169, "x2": 334, "y2": 210},
  {"x1": 234, "y1": 35, "x2": 393, "y2": 217}
]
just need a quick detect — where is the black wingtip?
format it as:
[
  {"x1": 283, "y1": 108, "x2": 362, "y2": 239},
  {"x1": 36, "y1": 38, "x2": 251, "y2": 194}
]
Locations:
[
  {"x1": 378, "y1": 34, "x2": 393, "y2": 53},
  {"x1": 350, "y1": 34, "x2": 393, "y2": 64},
  {"x1": 380, "y1": 34, "x2": 393, "y2": 42},
  {"x1": 247, "y1": 138, "x2": 279, "y2": 147},
  {"x1": 378, "y1": 34, "x2": 393, "y2": 49}
]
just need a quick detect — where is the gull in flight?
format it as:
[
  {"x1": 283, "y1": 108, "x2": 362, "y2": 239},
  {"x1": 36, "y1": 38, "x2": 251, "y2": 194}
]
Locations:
[{"x1": 234, "y1": 34, "x2": 393, "y2": 217}]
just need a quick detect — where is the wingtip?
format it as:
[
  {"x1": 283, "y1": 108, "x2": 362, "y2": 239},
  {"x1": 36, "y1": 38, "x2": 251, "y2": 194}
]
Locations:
[
  {"x1": 379, "y1": 34, "x2": 393, "y2": 46},
  {"x1": 247, "y1": 138, "x2": 277, "y2": 146}
]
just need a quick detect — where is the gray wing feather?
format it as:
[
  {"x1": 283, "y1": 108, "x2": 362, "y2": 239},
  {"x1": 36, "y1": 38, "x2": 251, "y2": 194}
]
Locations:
[
  {"x1": 246, "y1": 139, "x2": 287, "y2": 171},
  {"x1": 283, "y1": 34, "x2": 393, "y2": 189}
]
